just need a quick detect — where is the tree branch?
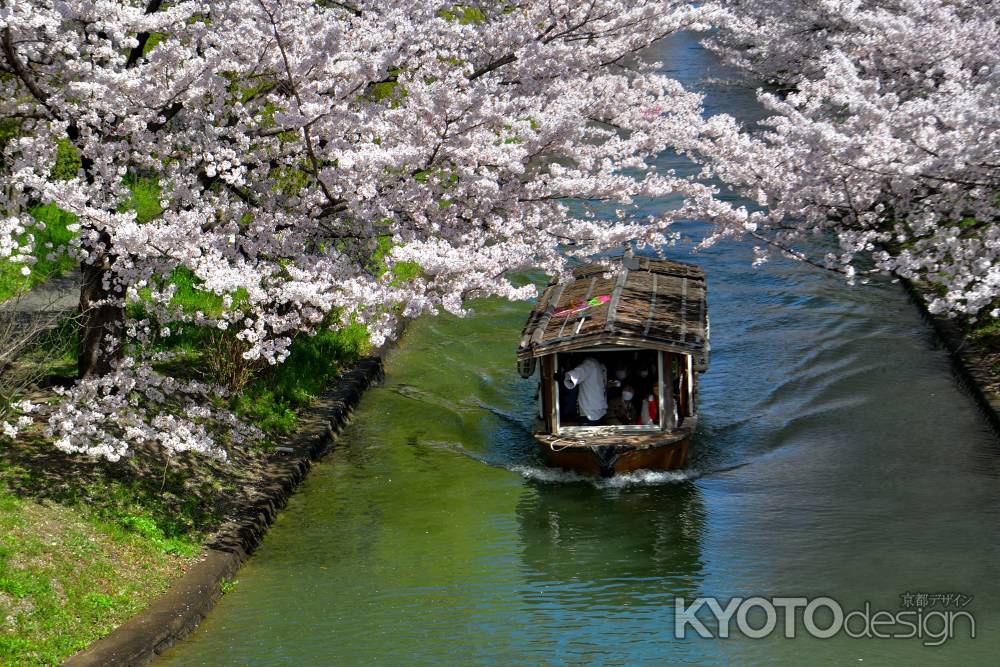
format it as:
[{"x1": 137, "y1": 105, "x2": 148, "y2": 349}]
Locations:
[
  {"x1": 258, "y1": 0, "x2": 342, "y2": 210},
  {"x1": 469, "y1": 53, "x2": 517, "y2": 81},
  {"x1": 1, "y1": 26, "x2": 51, "y2": 109}
]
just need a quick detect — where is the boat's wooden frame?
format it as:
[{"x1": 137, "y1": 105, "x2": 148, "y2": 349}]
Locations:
[
  {"x1": 533, "y1": 350, "x2": 699, "y2": 476},
  {"x1": 518, "y1": 255, "x2": 709, "y2": 477},
  {"x1": 534, "y1": 424, "x2": 694, "y2": 476}
]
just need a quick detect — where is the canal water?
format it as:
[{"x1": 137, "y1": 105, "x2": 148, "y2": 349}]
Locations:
[{"x1": 160, "y1": 33, "x2": 1000, "y2": 665}]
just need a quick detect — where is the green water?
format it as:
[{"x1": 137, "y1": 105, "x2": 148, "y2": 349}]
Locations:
[{"x1": 159, "y1": 34, "x2": 1000, "y2": 666}]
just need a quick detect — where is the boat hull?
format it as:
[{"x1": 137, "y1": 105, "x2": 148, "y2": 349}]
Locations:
[{"x1": 534, "y1": 429, "x2": 692, "y2": 477}]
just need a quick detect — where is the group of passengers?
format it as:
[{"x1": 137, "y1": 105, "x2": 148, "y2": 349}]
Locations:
[{"x1": 559, "y1": 356, "x2": 666, "y2": 427}]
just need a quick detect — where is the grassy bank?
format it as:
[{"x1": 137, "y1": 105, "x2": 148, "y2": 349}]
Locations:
[
  {"x1": 964, "y1": 310, "x2": 1000, "y2": 401},
  {"x1": 0, "y1": 487, "x2": 195, "y2": 666},
  {"x1": 0, "y1": 302, "x2": 368, "y2": 666},
  {"x1": 0, "y1": 388, "x2": 224, "y2": 667},
  {"x1": 967, "y1": 312, "x2": 1000, "y2": 353},
  {"x1": 0, "y1": 318, "x2": 369, "y2": 665}
]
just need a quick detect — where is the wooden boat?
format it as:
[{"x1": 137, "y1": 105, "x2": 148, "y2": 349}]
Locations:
[{"x1": 516, "y1": 255, "x2": 709, "y2": 477}]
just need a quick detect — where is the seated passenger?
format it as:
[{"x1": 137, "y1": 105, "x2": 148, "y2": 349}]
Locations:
[
  {"x1": 635, "y1": 364, "x2": 655, "y2": 397},
  {"x1": 606, "y1": 383, "x2": 637, "y2": 425},
  {"x1": 639, "y1": 383, "x2": 659, "y2": 426},
  {"x1": 609, "y1": 364, "x2": 630, "y2": 388}
]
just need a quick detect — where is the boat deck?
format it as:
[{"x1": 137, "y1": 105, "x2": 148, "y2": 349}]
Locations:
[{"x1": 535, "y1": 425, "x2": 693, "y2": 450}]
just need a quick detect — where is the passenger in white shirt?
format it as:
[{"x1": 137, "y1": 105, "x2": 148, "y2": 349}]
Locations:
[{"x1": 563, "y1": 357, "x2": 608, "y2": 424}]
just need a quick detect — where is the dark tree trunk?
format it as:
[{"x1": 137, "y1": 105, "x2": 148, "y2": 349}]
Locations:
[{"x1": 78, "y1": 260, "x2": 124, "y2": 379}]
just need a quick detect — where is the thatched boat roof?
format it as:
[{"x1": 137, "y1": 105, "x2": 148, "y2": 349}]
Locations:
[{"x1": 517, "y1": 255, "x2": 709, "y2": 369}]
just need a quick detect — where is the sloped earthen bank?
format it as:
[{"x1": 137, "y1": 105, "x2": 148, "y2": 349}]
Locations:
[{"x1": 63, "y1": 354, "x2": 387, "y2": 666}]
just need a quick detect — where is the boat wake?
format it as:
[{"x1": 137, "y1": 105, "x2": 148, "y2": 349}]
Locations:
[
  {"x1": 508, "y1": 464, "x2": 700, "y2": 487},
  {"x1": 426, "y1": 438, "x2": 699, "y2": 486},
  {"x1": 475, "y1": 400, "x2": 535, "y2": 434},
  {"x1": 504, "y1": 455, "x2": 759, "y2": 487}
]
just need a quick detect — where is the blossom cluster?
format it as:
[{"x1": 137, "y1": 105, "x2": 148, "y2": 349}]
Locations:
[
  {"x1": 0, "y1": 1, "x2": 749, "y2": 459},
  {"x1": 701, "y1": 0, "x2": 1000, "y2": 316},
  {"x1": 43, "y1": 359, "x2": 258, "y2": 461}
]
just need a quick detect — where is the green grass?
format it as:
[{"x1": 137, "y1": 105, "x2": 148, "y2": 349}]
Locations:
[
  {"x1": 0, "y1": 454, "x2": 215, "y2": 554},
  {"x1": 437, "y1": 5, "x2": 486, "y2": 24},
  {"x1": 0, "y1": 425, "x2": 223, "y2": 665},
  {"x1": 967, "y1": 307, "x2": 1000, "y2": 351},
  {"x1": 73, "y1": 480, "x2": 211, "y2": 556},
  {"x1": 370, "y1": 235, "x2": 422, "y2": 285},
  {"x1": 129, "y1": 267, "x2": 230, "y2": 322},
  {"x1": 0, "y1": 485, "x2": 194, "y2": 666},
  {"x1": 119, "y1": 175, "x2": 163, "y2": 224},
  {"x1": 0, "y1": 204, "x2": 77, "y2": 304},
  {"x1": 233, "y1": 323, "x2": 369, "y2": 434},
  {"x1": 51, "y1": 140, "x2": 81, "y2": 181}
]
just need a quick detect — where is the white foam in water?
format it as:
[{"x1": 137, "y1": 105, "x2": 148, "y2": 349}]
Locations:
[{"x1": 509, "y1": 464, "x2": 699, "y2": 487}]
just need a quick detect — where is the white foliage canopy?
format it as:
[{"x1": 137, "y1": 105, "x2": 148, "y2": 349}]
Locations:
[
  {"x1": 0, "y1": 0, "x2": 748, "y2": 458},
  {"x1": 3, "y1": 0, "x2": 995, "y2": 461},
  {"x1": 703, "y1": 0, "x2": 1000, "y2": 316}
]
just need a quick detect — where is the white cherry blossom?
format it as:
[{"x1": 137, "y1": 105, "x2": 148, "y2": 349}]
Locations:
[{"x1": 1, "y1": 0, "x2": 746, "y2": 458}]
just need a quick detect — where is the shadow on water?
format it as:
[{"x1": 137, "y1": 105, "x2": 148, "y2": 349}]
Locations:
[
  {"x1": 517, "y1": 481, "x2": 705, "y2": 595},
  {"x1": 512, "y1": 480, "x2": 707, "y2": 660}
]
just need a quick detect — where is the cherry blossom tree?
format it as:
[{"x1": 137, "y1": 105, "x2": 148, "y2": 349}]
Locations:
[
  {"x1": 1, "y1": 0, "x2": 749, "y2": 459},
  {"x1": 699, "y1": 0, "x2": 1000, "y2": 317}
]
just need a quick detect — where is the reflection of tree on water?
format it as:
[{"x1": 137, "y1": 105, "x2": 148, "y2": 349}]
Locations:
[{"x1": 516, "y1": 480, "x2": 705, "y2": 614}]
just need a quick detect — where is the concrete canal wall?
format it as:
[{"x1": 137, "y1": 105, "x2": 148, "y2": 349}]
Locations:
[{"x1": 903, "y1": 280, "x2": 1000, "y2": 436}]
